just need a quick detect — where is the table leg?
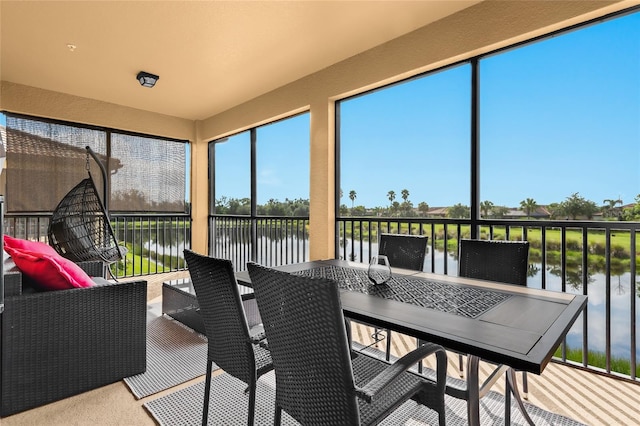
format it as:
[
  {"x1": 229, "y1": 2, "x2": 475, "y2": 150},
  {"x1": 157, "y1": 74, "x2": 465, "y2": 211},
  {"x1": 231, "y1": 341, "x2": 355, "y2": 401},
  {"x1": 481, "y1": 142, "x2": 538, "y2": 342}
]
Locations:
[
  {"x1": 467, "y1": 355, "x2": 511, "y2": 426},
  {"x1": 505, "y1": 375, "x2": 511, "y2": 426},
  {"x1": 506, "y1": 368, "x2": 535, "y2": 426},
  {"x1": 466, "y1": 355, "x2": 481, "y2": 426}
]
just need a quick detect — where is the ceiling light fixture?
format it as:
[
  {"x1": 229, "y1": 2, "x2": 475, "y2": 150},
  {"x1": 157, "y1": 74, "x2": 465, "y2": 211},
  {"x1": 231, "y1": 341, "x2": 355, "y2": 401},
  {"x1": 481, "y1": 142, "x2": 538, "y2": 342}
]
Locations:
[{"x1": 136, "y1": 71, "x2": 159, "y2": 88}]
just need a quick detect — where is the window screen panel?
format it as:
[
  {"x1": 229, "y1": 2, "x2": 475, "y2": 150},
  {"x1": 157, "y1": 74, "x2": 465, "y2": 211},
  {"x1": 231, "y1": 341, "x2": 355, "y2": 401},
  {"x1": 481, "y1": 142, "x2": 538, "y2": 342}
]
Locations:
[
  {"x1": 4, "y1": 114, "x2": 188, "y2": 213},
  {"x1": 5, "y1": 115, "x2": 106, "y2": 213},
  {"x1": 110, "y1": 133, "x2": 187, "y2": 212}
]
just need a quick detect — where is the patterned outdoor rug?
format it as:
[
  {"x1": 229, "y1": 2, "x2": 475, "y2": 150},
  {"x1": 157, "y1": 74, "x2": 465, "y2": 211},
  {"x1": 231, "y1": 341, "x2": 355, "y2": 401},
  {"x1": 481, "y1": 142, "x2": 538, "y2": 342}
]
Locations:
[
  {"x1": 124, "y1": 308, "x2": 212, "y2": 399},
  {"x1": 144, "y1": 370, "x2": 586, "y2": 426}
]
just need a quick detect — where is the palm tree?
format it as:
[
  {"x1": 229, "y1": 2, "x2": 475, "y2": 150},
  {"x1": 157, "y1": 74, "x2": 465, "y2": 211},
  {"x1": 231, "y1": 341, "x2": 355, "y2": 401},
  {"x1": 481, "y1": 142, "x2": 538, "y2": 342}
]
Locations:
[
  {"x1": 349, "y1": 190, "x2": 357, "y2": 214},
  {"x1": 387, "y1": 190, "x2": 395, "y2": 205},
  {"x1": 520, "y1": 198, "x2": 538, "y2": 219},
  {"x1": 387, "y1": 190, "x2": 395, "y2": 215},
  {"x1": 602, "y1": 198, "x2": 622, "y2": 218},
  {"x1": 400, "y1": 189, "x2": 410, "y2": 215},
  {"x1": 480, "y1": 200, "x2": 494, "y2": 218}
]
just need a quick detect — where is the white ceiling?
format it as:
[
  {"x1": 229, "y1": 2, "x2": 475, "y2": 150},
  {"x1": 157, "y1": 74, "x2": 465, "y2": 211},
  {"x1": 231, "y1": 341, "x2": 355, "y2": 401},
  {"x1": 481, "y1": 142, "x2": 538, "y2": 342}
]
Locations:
[{"x1": 0, "y1": 1, "x2": 481, "y2": 121}]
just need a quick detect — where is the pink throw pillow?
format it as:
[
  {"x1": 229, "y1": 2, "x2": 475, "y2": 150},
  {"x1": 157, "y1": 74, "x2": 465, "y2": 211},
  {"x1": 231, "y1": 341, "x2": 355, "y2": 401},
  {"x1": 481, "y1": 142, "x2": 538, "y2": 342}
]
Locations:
[
  {"x1": 4, "y1": 235, "x2": 59, "y2": 257},
  {"x1": 4, "y1": 245, "x2": 95, "y2": 291}
]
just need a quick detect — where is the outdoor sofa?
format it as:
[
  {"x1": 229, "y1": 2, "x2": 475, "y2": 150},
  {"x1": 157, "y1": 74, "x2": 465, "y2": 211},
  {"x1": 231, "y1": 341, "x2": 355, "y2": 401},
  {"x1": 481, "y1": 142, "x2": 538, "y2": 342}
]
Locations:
[{"x1": 0, "y1": 257, "x2": 147, "y2": 417}]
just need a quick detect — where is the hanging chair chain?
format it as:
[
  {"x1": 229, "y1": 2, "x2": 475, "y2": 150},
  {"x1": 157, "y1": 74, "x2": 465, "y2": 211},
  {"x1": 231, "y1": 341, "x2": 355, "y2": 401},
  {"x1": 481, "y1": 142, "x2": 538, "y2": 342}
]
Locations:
[{"x1": 85, "y1": 151, "x2": 91, "y2": 172}]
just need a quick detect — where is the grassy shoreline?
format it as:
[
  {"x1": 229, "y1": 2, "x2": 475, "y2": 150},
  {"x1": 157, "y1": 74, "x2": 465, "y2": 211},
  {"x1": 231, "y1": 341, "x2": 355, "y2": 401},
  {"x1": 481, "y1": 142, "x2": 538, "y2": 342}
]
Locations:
[{"x1": 556, "y1": 345, "x2": 640, "y2": 378}]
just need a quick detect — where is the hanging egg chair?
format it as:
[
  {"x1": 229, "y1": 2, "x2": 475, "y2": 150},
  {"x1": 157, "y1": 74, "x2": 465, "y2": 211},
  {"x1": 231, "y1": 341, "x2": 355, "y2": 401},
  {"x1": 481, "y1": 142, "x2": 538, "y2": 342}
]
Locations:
[{"x1": 48, "y1": 147, "x2": 127, "y2": 264}]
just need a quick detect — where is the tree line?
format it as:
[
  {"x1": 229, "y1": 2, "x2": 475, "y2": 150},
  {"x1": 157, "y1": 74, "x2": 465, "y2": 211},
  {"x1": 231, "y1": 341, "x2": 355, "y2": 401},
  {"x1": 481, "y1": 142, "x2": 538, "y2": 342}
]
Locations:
[
  {"x1": 214, "y1": 190, "x2": 640, "y2": 221},
  {"x1": 341, "y1": 189, "x2": 640, "y2": 221},
  {"x1": 215, "y1": 196, "x2": 309, "y2": 216}
]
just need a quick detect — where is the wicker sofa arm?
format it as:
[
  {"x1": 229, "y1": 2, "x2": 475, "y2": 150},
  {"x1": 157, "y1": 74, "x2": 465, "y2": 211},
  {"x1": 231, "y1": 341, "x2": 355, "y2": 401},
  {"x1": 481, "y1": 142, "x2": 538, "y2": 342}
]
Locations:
[{"x1": 0, "y1": 279, "x2": 147, "y2": 417}]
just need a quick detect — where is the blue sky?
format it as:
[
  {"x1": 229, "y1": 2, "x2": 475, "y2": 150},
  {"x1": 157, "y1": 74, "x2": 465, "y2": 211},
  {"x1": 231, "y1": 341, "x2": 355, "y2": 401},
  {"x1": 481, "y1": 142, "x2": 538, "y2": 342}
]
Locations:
[
  {"x1": 340, "y1": 11, "x2": 640, "y2": 209},
  {"x1": 214, "y1": 113, "x2": 310, "y2": 206}
]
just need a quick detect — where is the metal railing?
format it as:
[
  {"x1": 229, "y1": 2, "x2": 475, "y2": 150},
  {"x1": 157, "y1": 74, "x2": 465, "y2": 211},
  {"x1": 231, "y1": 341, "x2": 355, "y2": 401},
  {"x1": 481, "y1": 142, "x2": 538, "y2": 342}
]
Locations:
[
  {"x1": 338, "y1": 216, "x2": 640, "y2": 382},
  {"x1": 209, "y1": 215, "x2": 309, "y2": 271},
  {"x1": 4, "y1": 213, "x2": 191, "y2": 278},
  {"x1": 8, "y1": 210, "x2": 638, "y2": 381}
]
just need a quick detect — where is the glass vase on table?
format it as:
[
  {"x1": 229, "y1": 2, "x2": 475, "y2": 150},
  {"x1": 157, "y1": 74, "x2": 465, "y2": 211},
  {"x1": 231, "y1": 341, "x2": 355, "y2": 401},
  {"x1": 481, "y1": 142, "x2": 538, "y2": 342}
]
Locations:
[{"x1": 368, "y1": 255, "x2": 392, "y2": 285}]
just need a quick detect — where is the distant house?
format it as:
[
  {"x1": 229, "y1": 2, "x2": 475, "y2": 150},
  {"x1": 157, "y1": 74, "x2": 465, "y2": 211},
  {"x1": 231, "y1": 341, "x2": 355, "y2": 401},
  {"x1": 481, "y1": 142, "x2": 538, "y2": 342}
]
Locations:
[
  {"x1": 620, "y1": 203, "x2": 636, "y2": 210},
  {"x1": 594, "y1": 203, "x2": 635, "y2": 220},
  {"x1": 426, "y1": 207, "x2": 449, "y2": 218},
  {"x1": 504, "y1": 209, "x2": 526, "y2": 218},
  {"x1": 504, "y1": 206, "x2": 551, "y2": 219}
]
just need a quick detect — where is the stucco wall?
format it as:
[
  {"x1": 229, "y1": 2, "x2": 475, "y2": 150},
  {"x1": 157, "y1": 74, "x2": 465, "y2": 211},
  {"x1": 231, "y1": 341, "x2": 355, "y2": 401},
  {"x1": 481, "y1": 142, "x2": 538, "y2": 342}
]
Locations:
[{"x1": 0, "y1": 82, "x2": 194, "y2": 141}]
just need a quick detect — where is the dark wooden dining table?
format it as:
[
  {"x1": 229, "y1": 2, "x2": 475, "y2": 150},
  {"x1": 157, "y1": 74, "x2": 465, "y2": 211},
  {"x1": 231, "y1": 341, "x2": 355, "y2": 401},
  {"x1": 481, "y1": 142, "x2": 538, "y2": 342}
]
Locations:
[{"x1": 236, "y1": 259, "x2": 587, "y2": 426}]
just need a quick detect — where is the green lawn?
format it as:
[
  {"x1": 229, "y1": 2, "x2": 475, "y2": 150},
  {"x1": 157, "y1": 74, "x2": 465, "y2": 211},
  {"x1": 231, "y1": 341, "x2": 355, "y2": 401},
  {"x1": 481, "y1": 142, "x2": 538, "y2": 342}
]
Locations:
[
  {"x1": 556, "y1": 345, "x2": 640, "y2": 377},
  {"x1": 111, "y1": 242, "x2": 177, "y2": 276}
]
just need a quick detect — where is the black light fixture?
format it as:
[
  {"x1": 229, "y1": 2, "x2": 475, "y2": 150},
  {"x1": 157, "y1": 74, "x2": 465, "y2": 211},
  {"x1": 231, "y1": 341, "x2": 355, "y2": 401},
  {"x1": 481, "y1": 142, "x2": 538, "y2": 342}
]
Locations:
[{"x1": 136, "y1": 71, "x2": 159, "y2": 88}]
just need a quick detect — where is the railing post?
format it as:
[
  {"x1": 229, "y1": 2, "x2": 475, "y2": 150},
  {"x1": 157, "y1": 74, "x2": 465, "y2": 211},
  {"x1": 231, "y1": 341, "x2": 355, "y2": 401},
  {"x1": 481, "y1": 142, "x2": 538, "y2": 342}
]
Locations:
[
  {"x1": 250, "y1": 129, "x2": 258, "y2": 263},
  {"x1": 470, "y1": 57, "x2": 480, "y2": 240},
  {"x1": 630, "y1": 230, "x2": 637, "y2": 379}
]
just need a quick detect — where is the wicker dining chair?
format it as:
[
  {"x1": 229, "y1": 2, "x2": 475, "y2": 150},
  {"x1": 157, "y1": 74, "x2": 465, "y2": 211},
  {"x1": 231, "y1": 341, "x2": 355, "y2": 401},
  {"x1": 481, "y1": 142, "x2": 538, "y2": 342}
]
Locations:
[
  {"x1": 458, "y1": 239, "x2": 529, "y2": 287},
  {"x1": 183, "y1": 250, "x2": 273, "y2": 426},
  {"x1": 457, "y1": 239, "x2": 530, "y2": 376},
  {"x1": 373, "y1": 233, "x2": 428, "y2": 359},
  {"x1": 457, "y1": 239, "x2": 531, "y2": 419},
  {"x1": 378, "y1": 233, "x2": 428, "y2": 271},
  {"x1": 247, "y1": 262, "x2": 447, "y2": 426}
]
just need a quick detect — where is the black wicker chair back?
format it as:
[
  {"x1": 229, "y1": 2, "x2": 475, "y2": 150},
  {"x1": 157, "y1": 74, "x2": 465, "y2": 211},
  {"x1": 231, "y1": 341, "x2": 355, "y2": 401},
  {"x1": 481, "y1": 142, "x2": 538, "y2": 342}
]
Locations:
[
  {"x1": 378, "y1": 233, "x2": 427, "y2": 271},
  {"x1": 247, "y1": 262, "x2": 447, "y2": 425},
  {"x1": 183, "y1": 249, "x2": 272, "y2": 426},
  {"x1": 48, "y1": 174, "x2": 125, "y2": 264},
  {"x1": 458, "y1": 239, "x2": 529, "y2": 286},
  {"x1": 376, "y1": 233, "x2": 428, "y2": 360}
]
